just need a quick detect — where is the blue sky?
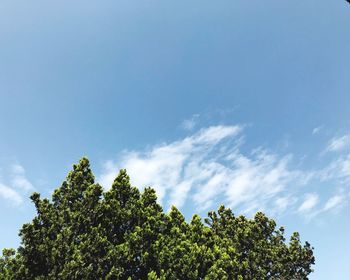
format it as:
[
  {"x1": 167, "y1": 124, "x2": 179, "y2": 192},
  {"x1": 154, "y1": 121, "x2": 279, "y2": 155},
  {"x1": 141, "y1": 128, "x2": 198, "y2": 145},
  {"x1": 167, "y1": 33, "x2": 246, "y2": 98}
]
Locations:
[{"x1": 0, "y1": 0, "x2": 350, "y2": 278}]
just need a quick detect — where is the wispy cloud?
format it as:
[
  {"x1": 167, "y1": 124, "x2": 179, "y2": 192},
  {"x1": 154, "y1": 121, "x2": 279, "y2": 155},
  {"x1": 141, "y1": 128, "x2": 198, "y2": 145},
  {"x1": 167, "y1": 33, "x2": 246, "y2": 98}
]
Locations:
[
  {"x1": 319, "y1": 154, "x2": 350, "y2": 182},
  {"x1": 180, "y1": 114, "x2": 200, "y2": 131},
  {"x1": 273, "y1": 196, "x2": 297, "y2": 213},
  {"x1": 301, "y1": 191, "x2": 348, "y2": 220},
  {"x1": 10, "y1": 164, "x2": 34, "y2": 191},
  {"x1": 0, "y1": 183, "x2": 23, "y2": 205},
  {"x1": 326, "y1": 134, "x2": 350, "y2": 152},
  {"x1": 298, "y1": 193, "x2": 319, "y2": 213},
  {"x1": 98, "y1": 125, "x2": 350, "y2": 219},
  {"x1": 323, "y1": 194, "x2": 347, "y2": 212},
  {"x1": 0, "y1": 164, "x2": 34, "y2": 205},
  {"x1": 99, "y1": 125, "x2": 312, "y2": 214},
  {"x1": 99, "y1": 125, "x2": 242, "y2": 208},
  {"x1": 312, "y1": 126, "x2": 323, "y2": 135}
]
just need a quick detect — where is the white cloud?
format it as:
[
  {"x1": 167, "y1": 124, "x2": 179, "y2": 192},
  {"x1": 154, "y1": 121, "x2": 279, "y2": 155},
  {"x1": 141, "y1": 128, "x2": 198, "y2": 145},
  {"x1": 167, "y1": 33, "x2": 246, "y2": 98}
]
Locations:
[
  {"x1": 11, "y1": 164, "x2": 25, "y2": 174},
  {"x1": 98, "y1": 126, "x2": 350, "y2": 218},
  {"x1": 0, "y1": 163, "x2": 34, "y2": 205},
  {"x1": 10, "y1": 164, "x2": 34, "y2": 191},
  {"x1": 340, "y1": 157, "x2": 350, "y2": 177},
  {"x1": 300, "y1": 192, "x2": 348, "y2": 220},
  {"x1": 312, "y1": 126, "x2": 323, "y2": 135},
  {"x1": 99, "y1": 125, "x2": 313, "y2": 214},
  {"x1": 0, "y1": 183, "x2": 23, "y2": 205},
  {"x1": 298, "y1": 193, "x2": 319, "y2": 213},
  {"x1": 99, "y1": 160, "x2": 120, "y2": 191},
  {"x1": 99, "y1": 125, "x2": 242, "y2": 207},
  {"x1": 319, "y1": 154, "x2": 350, "y2": 182},
  {"x1": 224, "y1": 153, "x2": 295, "y2": 209},
  {"x1": 323, "y1": 194, "x2": 346, "y2": 212},
  {"x1": 180, "y1": 114, "x2": 200, "y2": 131},
  {"x1": 326, "y1": 135, "x2": 350, "y2": 152},
  {"x1": 274, "y1": 196, "x2": 297, "y2": 213}
]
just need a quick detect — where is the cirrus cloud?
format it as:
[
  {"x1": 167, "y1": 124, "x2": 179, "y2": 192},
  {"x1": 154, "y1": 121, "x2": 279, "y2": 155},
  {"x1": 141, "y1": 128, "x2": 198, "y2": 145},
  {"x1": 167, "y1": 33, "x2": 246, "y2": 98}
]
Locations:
[
  {"x1": 99, "y1": 125, "x2": 311, "y2": 215},
  {"x1": 98, "y1": 125, "x2": 350, "y2": 218},
  {"x1": 0, "y1": 164, "x2": 34, "y2": 206},
  {"x1": 326, "y1": 134, "x2": 350, "y2": 152}
]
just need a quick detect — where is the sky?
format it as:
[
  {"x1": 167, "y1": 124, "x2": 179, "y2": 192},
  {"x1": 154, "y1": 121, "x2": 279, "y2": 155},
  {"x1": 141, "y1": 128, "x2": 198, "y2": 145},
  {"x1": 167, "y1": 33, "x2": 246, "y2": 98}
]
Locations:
[{"x1": 0, "y1": 0, "x2": 350, "y2": 278}]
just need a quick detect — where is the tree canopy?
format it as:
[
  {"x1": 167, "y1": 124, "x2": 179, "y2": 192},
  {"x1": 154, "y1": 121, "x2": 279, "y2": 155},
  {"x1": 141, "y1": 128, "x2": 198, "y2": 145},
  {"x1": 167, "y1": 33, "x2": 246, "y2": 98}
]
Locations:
[{"x1": 0, "y1": 157, "x2": 315, "y2": 279}]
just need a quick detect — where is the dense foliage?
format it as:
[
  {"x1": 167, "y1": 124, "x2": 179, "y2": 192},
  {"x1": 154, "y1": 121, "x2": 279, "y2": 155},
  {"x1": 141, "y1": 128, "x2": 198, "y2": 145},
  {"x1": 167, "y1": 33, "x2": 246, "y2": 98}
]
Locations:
[{"x1": 0, "y1": 158, "x2": 314, "y2": 279}]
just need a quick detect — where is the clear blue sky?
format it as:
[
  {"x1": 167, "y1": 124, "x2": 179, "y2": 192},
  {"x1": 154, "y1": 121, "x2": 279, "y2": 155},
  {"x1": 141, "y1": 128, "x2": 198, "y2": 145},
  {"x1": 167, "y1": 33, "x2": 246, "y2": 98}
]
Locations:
[{"x1": 0, "y1": 1, "x2": 350, "y2": 278}]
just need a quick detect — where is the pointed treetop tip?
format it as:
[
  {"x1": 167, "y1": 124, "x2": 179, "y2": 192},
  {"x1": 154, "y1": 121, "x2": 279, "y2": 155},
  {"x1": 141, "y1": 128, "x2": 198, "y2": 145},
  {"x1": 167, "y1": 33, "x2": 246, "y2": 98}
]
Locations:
[
  {"x1": 119, "y1": 168, "x2": 128, "y2": 175},
  {"x1": 115, "y1": 169, "x2": 130, "y2": 181},
  {"x1": 191, "y1": 214, "x2": 201, "y2": 222},
  {"x1": 30, "y1": 192, "x2": 40, "y2": 201},
  {"x1": 72, "y1": 157, "x2": 90, "y2": 170},
  {"x1": 79, "y1": 156, "x2": 90, "y2": 165}
]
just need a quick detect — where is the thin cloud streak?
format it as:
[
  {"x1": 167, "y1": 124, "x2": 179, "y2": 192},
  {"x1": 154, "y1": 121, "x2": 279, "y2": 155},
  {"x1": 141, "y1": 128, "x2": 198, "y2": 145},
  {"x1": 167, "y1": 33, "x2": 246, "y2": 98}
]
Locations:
[
  {"x1": 99, "y1": 125, "x2": 308, "y2": 214},
  {"x1": 0, "y1": 164, "x2": 34, "y2": 205},
  {"x1": 312, "y1": 126, "x2": 323, "y2": 135},
  {"x1": 181, "y1": 114, "x2": 200, "y2": 131},
  {"x1": 323, "y1": 194, "x2": 347, "y2": 212},
  {"x1": 326, "y1": 134, "x2": 350, "y2": 152},
  {"x1": 99, "y1": 125, "x2": 242, "y2": 207},
  {"x1": 99, "y1": 125, "x2": 350, "y2": 218},
  {"x1": 298, "y1": 193, "x2": 319, "y2": 213},
  {"x1": 0, "y1": 183, "x2": 23, "y2": 205},
  {"x1": 11, "y1": 164, "x2": 34, "y2": 191}
]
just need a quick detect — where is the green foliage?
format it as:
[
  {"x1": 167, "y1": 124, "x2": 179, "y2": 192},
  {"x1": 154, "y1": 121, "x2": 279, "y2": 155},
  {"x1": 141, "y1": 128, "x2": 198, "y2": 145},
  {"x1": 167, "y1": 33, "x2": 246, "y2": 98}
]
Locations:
[{"x1": 0, "y1": 158, "x2": 315, "y2": 279}]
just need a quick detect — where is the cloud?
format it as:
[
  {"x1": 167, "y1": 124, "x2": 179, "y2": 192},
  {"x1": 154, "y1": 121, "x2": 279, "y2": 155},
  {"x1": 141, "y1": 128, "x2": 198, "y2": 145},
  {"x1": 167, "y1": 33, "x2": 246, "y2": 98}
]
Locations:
[
  {"x1": 99, "y1": 160, "x2": 120, "y2": 192},
  {"x1": 326, "y1": 134, "x2": 350, "y2": 152},
  {"x1": 98, "y1": 125, "x2": 350, "y2": 219},
  {"x1": 0, "y1": 183, "x2": 23, "y2": 205},
  {"x1": 0, "y1": 164, "x2": 34, "y2": 205},
  {"x1": 298, "y1": 193, "x2": 319, "y2": 213},
  {"x1": 273, "y1": 196, "x2": 297, "y2": 213},
  {"x1": 10, "y1": 164, "x2": 34, "y2": 191},
  {"x1": 224, "y1": 153, "x2": 298, "y2": 211},
  {"x1": 300, "y1": 192, "x2": 348, "y2": 220},
  {"x1": 319, "y1": 154, "x2": 350, "y2": 182},
  {"x1": 180, "y1": 114, "x2": 200, "y2": 131},
  {"x1": 312, "y1": 126, "x2": 323, "y2": 135},
  {"x1": 99, "y1": 125, "x2": 314, "y2": 214},
  {"x1": 99, "y1": 125, "x2": 242, "y2": 207},
  {"x1": 323, "y1": 194, "x2": 347, "y2": 212}
]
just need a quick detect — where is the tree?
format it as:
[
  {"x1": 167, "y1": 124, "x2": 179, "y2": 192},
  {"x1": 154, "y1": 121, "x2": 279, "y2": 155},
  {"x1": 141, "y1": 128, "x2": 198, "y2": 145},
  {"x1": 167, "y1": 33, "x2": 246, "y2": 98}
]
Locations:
[{"x1": 0, "y1": 158, "x2": 315, "y2": 279}]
